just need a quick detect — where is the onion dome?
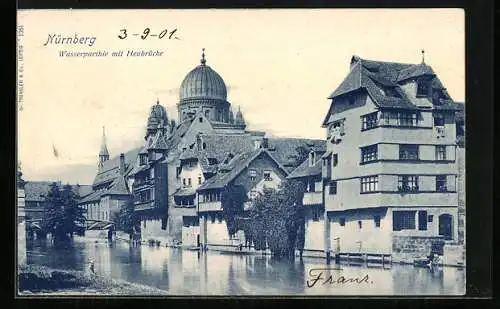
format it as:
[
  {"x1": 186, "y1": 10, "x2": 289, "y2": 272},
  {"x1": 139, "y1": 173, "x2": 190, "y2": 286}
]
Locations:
[
  {"x1": 179, "y1": 49, "x2": 228, "y2": 103},
  {"x1": 147, "y1": 99, "x2": 168, "y2": 130}
]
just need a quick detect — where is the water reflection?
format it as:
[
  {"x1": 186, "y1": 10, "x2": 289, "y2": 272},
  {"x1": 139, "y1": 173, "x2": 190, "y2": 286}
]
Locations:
[{"x1": 23, "y1": 238, "x2": 465, "y2": 295}]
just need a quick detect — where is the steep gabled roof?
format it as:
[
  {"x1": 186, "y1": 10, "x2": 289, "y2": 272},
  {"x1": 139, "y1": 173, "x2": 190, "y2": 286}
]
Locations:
[
  {"x1": 25, "y1": 181, "x2": 93, "y2": 202},
  {"x1": 287, "y1": 157, "x2": 322, "y2": 179},
  {"x1": 396, "y1": 63, "x2": 436, "y2": 82},
  {"x1": 328, "y1": 56, "x2": 454, "y2": 108},
  {"x1": 265, "y1": 137, "x2": 326, "y2": 173},
  {"x1": 148, "y1": 130, "x2": 168, "y2": 150},
  {"x1": 201, "y1": 134, "x2": 255, "y2": 162},
  {"x1": 104, "y1": 175, "x2": 130, "y2": 196},
  {"x1": 92, "y1": 148, "x2": 141, "y2": 187},
  {"x1": 166, "y1": 117, "x2": 196, "y2": 151},
  {"x1": 197, "y1": 149, "x2": 287, "y2": 191},
  {"x1": 327, "y1": 58, "x2": 417, "y2": 109},
  {"x1": 78, "y1": 190, "x2": 106, "y2": 204},
  {"x1": 324, "y1": 55, "x2": 463, "y2": 126}
]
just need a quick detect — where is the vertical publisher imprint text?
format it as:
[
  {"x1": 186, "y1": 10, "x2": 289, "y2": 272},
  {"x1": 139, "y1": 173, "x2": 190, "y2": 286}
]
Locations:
[{"x1": 17, "y1": 25, "x2": 24, "y2": 111}]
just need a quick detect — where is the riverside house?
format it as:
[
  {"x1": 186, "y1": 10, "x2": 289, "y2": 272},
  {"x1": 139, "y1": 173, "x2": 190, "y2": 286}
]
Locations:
[{"x1": 320, "y1": 55, "x2": 463, "y2": 261}]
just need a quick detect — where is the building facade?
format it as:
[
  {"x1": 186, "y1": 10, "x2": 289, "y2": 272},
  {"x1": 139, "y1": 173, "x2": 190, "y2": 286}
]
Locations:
[
  {"x1": 82, "y1": 50, "x2": 325, "y2": 246},
  {"x1": 287, "y1": 149, "x2": 326, "y2": 256},
  {"x1": 197, "y1": 145, "x2": 290, "y2": 249},
  {"x1": 78, "y1": 133, "x2": 134, "y2": 227},
  {"x1": 320, "y1": 55, "x2": 463, "y2": 261}
]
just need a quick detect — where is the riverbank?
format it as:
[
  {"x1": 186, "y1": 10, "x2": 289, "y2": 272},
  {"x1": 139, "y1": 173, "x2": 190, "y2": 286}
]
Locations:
[{"x1": 18, "y1": 264, "x2": 167, "y2": 295}]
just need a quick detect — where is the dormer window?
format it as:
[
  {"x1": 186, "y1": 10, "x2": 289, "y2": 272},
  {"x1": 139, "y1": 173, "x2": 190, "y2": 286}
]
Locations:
[
  {"x1": 139, "y1": 154, "x2": 147, "y2": 165},
  {"x1": 384, "y1": 87, "x2": 400, "y2": 98},
  {"x1": 309, "y1": 152, "x2": 316, "y2": 167},
  {"x1": 432, "y1": 89, "x2": 443, "y2": 105},
  {"x1": 416, "y1": 79, "x2": 430, "y2": 97}
]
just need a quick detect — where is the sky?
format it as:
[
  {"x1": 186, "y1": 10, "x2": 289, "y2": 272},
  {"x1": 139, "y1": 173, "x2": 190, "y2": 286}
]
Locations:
[{"x1": 17, "y1": 9, "x2": 465, "y2": 184}]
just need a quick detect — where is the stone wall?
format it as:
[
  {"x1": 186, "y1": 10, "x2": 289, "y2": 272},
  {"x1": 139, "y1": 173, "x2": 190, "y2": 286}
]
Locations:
[
  {"x1": 141, "y1": 218, "x2": 169, "y2": 246},
  {"x1": 392, "y1": 235, "x2": 444, "y2": 263},
  {"x1": 442, "y1": 243, "x2": 465, "y2": 266}
]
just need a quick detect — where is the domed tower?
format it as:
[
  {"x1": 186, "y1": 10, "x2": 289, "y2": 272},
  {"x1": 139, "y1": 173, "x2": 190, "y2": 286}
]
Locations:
[
  {"x1": 146, "y1": 99, "x2": 169, "y2": 140},
  {"x1": 178, "y1": 49, "x2": 231, "y2": 123}
]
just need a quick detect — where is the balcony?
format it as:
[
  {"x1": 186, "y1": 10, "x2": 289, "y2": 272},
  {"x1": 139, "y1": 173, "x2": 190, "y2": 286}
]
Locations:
[
  {"x1": 173, "y1": 201, "x2": 196, "y2": 208},
  {"x1": 198, "y1": 201, "x2": 222, "y2": 212},
  {"x1": 134, "y1": 201, "x2": 154, "y2": 211},
  {"x1": 132, "y1": 178, "x2": 154, "y2": 190},
  {"x1": 303, "y1": 192, "x2": 322, "y2": 206}
]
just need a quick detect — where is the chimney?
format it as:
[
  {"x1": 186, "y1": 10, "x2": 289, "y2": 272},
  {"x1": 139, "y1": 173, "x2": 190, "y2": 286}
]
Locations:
[
  {"x1": 119, "y1": 153, "x2": 125, "y2": 175},
  {"x1": 262, "y1": 137, "x2": 269, "y2": 149}
]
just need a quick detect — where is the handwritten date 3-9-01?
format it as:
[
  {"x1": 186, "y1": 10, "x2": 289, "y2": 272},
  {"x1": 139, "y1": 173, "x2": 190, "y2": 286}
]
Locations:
[{"x1": 118, "y1": 28, "x2": 180, "y2": 40}]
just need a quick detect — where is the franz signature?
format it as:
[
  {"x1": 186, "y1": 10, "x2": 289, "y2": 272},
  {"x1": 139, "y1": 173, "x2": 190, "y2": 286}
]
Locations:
[{"x1": 306, "y1": 268, "x2": 373, "y2": 288}]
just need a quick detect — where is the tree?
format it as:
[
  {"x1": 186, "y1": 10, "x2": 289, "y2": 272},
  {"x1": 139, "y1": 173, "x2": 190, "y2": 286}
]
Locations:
[
  {"x1": 60, "y1": 184, "x2": 86, "y2": 238},
  {"x1": 114, "y1": 200, "x2": 139, "y2": 238},
  {"x1": 43, "y1": 182, "x2": 64, "y2": 239},
  {"x1": 220, "y1": 185, "x2": 247, "y2": 237},
  {"x1": 243, "y1": 180, "x2": 306, "y2": 260},
  {"x1": 43, "y1": 183, "x2": 84, "y2": 243}
]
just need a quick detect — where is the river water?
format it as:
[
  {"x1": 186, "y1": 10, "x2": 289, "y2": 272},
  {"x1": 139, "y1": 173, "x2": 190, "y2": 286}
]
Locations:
[{"x1": 23, "y1": 237, "x2": 465, "y2": 296}]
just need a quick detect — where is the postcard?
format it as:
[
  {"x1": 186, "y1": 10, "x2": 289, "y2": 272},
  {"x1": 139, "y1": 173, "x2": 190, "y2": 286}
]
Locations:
[{"x1": 16, "y1": 9, "x2": 466, "y2": 296}]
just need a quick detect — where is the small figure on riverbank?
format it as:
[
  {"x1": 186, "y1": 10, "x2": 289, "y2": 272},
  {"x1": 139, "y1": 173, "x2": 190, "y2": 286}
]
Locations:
[
  {"x1": 426, "y1": 253, "x2": 442, "y2": 268},
  {"x1": 88, "y1": 258, "x2": 95, "y2": 274}
]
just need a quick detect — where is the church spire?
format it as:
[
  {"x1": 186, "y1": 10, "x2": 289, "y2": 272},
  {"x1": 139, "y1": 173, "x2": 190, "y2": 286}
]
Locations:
[
  {"x1": 201, "y1": 48, "x2": 206, "y2": 65},
  {"x1": 421, "y1": 49, "x2": 425, "y2": 64},
  {"x1": 99, "y1": 126, "x2": 110, "y2": 167}
]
